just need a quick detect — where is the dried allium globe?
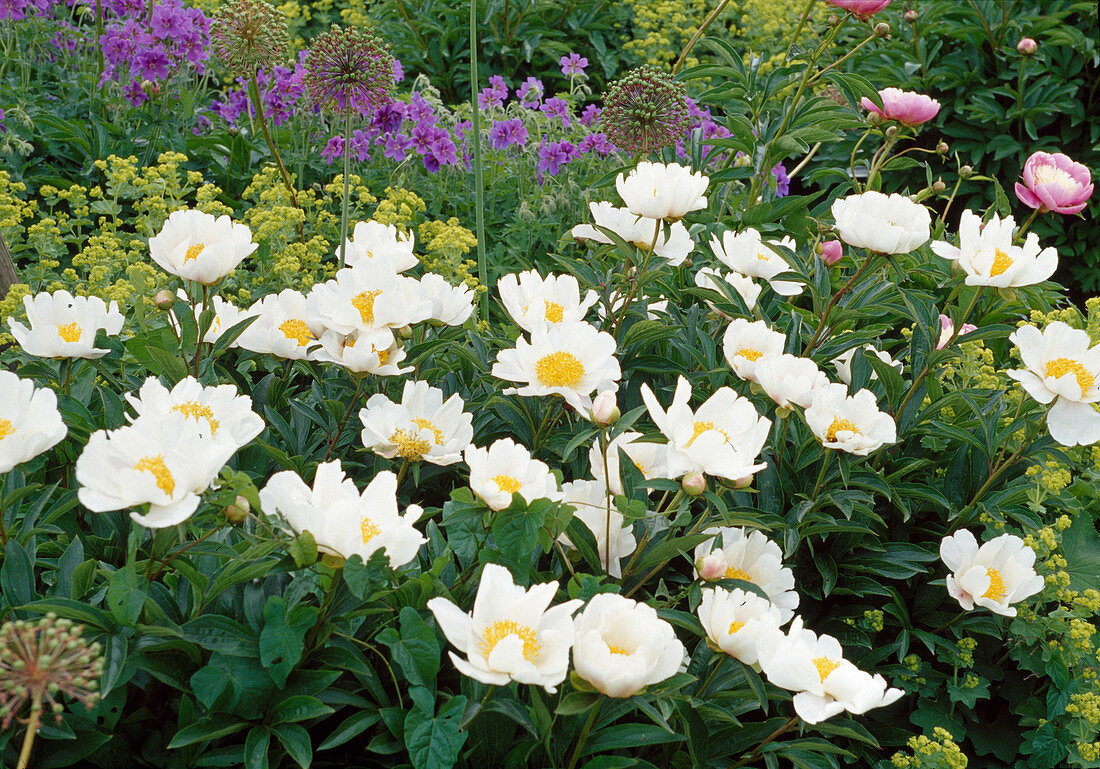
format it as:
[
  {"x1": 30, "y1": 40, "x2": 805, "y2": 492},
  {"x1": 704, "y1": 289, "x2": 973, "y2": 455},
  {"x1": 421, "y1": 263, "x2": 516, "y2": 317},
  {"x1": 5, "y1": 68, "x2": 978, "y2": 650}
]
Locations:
[
  {"x1": 304, "y1": 24, "x2": 396, "y2": 114},
  {"x1": 210, "y1": 0, "x2": 289, "y2": 78},
  {"x1": 601, "y1": 66, "x2": 691, "y2": 155}
]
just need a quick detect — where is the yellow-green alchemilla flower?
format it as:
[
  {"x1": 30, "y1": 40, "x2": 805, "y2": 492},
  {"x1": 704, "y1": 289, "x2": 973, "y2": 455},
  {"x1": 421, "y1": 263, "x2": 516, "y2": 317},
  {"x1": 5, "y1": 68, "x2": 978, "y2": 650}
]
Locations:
[
  {"x1": 464, "y1": 438, "x2": 560, "y2": 511},
  {"x1": 722, "y1": 318, "x2": 786, "y2": 382},
  {"x1": 571, "y1": 593, "x2": 685, "y2": 698},
  {"x1": 428, "y1": 563, "x2": 582, "y2": 692},
  {"x1": 616, "y1": 161, "x2": 708, "y2": 220},
  {"x1": 710, "y1": 228, "x2": 803, "y2": 296},
  {"x1": 0, "y1": 370, "x2": 67, "y2": 473},
  {"x1": 497, "y1": 269, "x2": 599, "y2": 333},
  {"x1": 693, "y1": 527, "x2": 799, "y2": 623},
  {"x1": 8, "y1": 290, "x2": 124, "y2": 359},
  {"x1": 148, "y1": 209, "x2": 257, "y2": 285},
  {"x1": 931, "y1": 209, "x2": 1057, "y2": 287},
  {"x1": 359, "y1": 380, "x2": 473, "y2": 466},
  {"x1": 804, "y1": 383, "x2": 896, "y2": 455},
  {"x1": 831, "y1": 191, "x2": 930, "y2": 254},
  {"x1": 697, "y1": 586, "x2": 785, "y2": 668},
  {"x1": 939, "y1": 529, "x2": 1044, "y2": 617}
]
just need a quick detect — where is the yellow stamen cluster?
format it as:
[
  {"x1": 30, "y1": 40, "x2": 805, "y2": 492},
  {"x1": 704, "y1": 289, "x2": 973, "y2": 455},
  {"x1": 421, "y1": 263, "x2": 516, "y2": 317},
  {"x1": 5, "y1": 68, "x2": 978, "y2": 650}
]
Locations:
[
  {"x1": 812, "y1": 656, "x2": 840, "y2": 682},
  {"x1": 0, "y1": 418, "x2": 14, "y2": 440},
  {"x1": 390, "y1": 428, "x2": 431, "y2": 460},
  {"x1": 535, "y1": 351, "x2": 585, "y2": 387},
  {"x1": 825, "y1": 417, "x2": 860, "y2": 443},
  {"x1": 279, "y1": 319, "x2": 315, "y2": 346},
  {"x1": 171, "y1": 401, "x2": 220, "y2": 435},
  {"x1": 133, "y1": 454, "x2": 175, "y2": 496},
  {"x1": 57, "y1": 322, "x2": 82, "y2": 342},
  {"x1": 479, "y1": 620, "x2": 540, "y2": 661},
  {"x1": 493, "y1": 474, "x2": 522, "y2": 494},
  {"x1": 360, "y1": 517, "x2": 381, "y2": 544},
  {"x1": 1045, "y1": 357, "x2": 1095, "y2": 393}
]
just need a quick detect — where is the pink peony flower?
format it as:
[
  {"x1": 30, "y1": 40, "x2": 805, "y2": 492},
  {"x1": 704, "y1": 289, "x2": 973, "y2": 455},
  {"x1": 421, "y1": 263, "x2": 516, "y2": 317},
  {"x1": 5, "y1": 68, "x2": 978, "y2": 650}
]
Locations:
[
  {"x1": 827, "y1": 0, "x2": 892, "y2": 19},
  {"x1": 1014, "y1": 151, "x2": 1094, "y2": 215},
  {"x1": 936, "y1": 314, "x2": 977, "y2": 350},
  {"x1": 861, "y1": 87, "x2": 940, "y2": 126},
  {"x1": 821, "y1": 239, "x2": 843, "y2": 265}
]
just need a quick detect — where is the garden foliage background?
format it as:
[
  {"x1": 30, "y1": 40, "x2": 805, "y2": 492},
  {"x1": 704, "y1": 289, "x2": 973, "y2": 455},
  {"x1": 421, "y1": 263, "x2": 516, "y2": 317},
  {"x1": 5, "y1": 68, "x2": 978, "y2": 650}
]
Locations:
[{"x1": 1, "y1": 1, "x2": 1100, "y2": 768}]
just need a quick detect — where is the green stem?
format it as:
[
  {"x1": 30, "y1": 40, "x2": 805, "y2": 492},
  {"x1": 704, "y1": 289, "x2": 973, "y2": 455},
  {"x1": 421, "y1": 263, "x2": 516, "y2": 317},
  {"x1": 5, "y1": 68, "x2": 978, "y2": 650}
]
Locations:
[
  {"x1": 809, "y1": 30, "x2": 877, "y2": 85},
  {"x1": 802, "y1": 252, "x2": 880, "y2": 354},
  {"x1": 1014, "y1": 208, "x2": 1040, "y2": 242},
  {"x1": 672, "y1": 0, "x2": 732, "y2": 75},
  {"x1": 810, "y1": 451, "x2": 832, "y2": 502},
  {"x1": 611, "y1": 219, "x2": 662, "y2": 338},
  {"x1": 322, "y1": 376, "x2": 365, "y2": 462},
  {"x1": 470, "y1": 0, "x2": 489, "y2": 321},
  {"x1": 565, "y1": 700, "x2": 603, "y2": 769},
  {"x1": 338, "y1": 108, "x2": 353, "y2": 270},
  {"x1": 781, "y1": 0, "x2": 817, "y2": 59},
  {"x1": 249, "y1": 75, "x2": 301, "y2": 215},
  {"x1": 731, "y1": 716, "x2": 799, "y2": 768}
]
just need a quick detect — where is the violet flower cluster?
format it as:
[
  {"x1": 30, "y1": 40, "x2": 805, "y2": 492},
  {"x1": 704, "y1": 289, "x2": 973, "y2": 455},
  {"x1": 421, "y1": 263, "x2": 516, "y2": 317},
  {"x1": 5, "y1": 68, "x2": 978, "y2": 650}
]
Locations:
[{"x1": 98, "y1": 0, "x2": 210, "y2": 105}]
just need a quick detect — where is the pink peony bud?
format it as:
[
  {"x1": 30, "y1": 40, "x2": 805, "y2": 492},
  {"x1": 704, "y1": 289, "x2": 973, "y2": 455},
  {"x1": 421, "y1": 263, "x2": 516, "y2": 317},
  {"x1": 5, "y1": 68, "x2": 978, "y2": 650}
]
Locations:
[
  {"x1": 224, "y1": 495, "x2": 250, "y2": 524},
  {"x1": 936, "y1": 314, "x2": 978, "y2": 349},
  {"x1": 874, "y1": 21, "x2": 891, "y2": 37},
  {"x1": 1017, "y1": 37, "x2": 1037, "y2": 55},
  {"x1": 590, "y1": 391, "x2": 620, "y2": 426},
  {"x1": 861, "y1": 87, "x2": 940, "y2": 127},
  {"x1": 826, "y1": 0, "x2": 891, "y2": 19},
  {"x1": 1014, "y1": 151, "x2": 1094, "y2": 215},
  {"x1": 904, "y1": 9, "x2": 918, "y2": 22},
  {"x1": 821, "y1": 239, "x2": 843, "y2": 265},
  {"x1": 696, "y1": 550, "x2": 728, "y2": 581},
  {"x1": 682, "y1": 472, "x2": 706, "y2": 497},
  {"x1": 154, "y1": 290, "x2": 175, "y2": 309}
]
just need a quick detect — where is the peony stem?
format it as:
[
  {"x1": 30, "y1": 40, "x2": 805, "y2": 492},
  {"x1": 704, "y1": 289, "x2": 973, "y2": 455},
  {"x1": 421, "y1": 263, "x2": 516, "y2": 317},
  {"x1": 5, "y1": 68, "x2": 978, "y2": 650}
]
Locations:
[
  {"x1": 802, "y1": 251, "x2": 880, "y2": 354},
  {"x1": 610, "y1": 218, "x2": 662, "y2": 339},
  {"x1": 1015, "y1": 208, "x2": 1040, "y2": 242},
  {"x1": 249, "y1": 75, "x2": 301, "y2": 216},
  {"x1": 598, "y1": 429, "x2": 613, "y2": 576},
  {"x1": 732, "y1": 716, "x2": 799, "y2": 767},
  {"x1": 565, "y1": 699, "x2": 603, "y2": 769}
]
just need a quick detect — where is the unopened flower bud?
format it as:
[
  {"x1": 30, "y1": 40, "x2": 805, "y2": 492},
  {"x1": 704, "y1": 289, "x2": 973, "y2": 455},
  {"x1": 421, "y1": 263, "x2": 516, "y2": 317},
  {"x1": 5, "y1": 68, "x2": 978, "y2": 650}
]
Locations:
[
  {"x1": 866, "y1": 111, "x2": 883, "y2": 126},
  {"x1": 682, "y1": 472, "x2": 706, "y2": 497},
  {"x1": 960, "y1": 165, "x2": 973, "y2": 178},
  {"x1": 154, "y1": 290, "x2": 175, "y2": 309},
  {"x1": 885, "y1": 125, "x2": 899, "y2": 138},
  {"x1": 874, "y1": 22, "x2": 891, "y2": 37},
  {"x1": 904, "y1": 9, "x2": 918, "y2": 22},
  {"x1": 732, "y1": 475, "x2": 754, "y2": 490},
  {"x1": 936, "y1": 140, "x2": 949, "y2": 154},
  {"x1": 696, "y1": 550, "x2": 728, "y2": 581},
  {"x1": 828, "y1": 14, "x2": 839, "y2": 26},
  {"x1": 590, "y1": 391, "x2": 620, "y2": 426},
  {"x1": 932, "y1": 179, "x2": 946, "y2": 193},
  {"x1": 224, "y1": 495, "x2": 250, "y2": 524},
  {"x1": 397, "y1": 324, "x2": 414, "y2": 339},
  {"x1": 1017, "y1": 37, "x2": 1037, "y2": 55},
  {"x1": 821, "y1": 239, "x2": 843, "y2": 266}
]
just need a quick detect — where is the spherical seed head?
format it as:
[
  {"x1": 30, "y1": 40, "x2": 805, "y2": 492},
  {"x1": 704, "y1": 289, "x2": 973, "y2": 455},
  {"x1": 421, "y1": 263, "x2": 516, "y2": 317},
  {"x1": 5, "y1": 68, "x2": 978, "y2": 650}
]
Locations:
[
  {"x1": 600, "y1": 65, "x2": 691, "y2": 155},
  {"x1": 211, "y1": 0, "x2": 289, "y2": 78},
  {"x1": 304, "y1": 24, "x2": 396, "y2": 114}
]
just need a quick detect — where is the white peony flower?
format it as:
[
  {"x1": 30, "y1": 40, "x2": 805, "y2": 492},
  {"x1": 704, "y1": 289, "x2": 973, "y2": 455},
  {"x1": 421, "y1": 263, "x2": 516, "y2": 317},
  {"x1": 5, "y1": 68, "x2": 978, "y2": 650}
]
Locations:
[
  {"x1": 428, "y1": 563, "x2": 583, "y2": 692},
  {"x1": 572, "y1": 593, "x2": 685, "y2": 697},
  {"x1": 694, "y1": 268, "x2": 762, "y2": 311},
  {"x1": 167, "y1": 289, "x2": 254, "y2": 346},
  {"x1": 260, "y1": 461, "x2": 426, "y2": 568},
  {"x1": 148, "y1": 209, "x2": 257, "y2": 284},
  {"x1": 939, "y1": 529, "x2": 1045, "y2": 616},
  {"x1": 722, "y1": 318, "x2": 787, "y2": 382},
  {"x1": 831, "y1": 191, "x2": 930, "y2": 254},
  {"x1": 557, "y1": 480, "x2": 636, "y2": 578},
  {"x1": 1006, "y1": 322, "x2": 1100, "y2": 446},
  {"x1": 589, "y1": 431, "x2": 672, "y2": 496},
  {"x1": 615, "y1": 162, "x2": 709, "y2": 220},
  {"x1": 76, "y1": 414, "x2": 228, "y2": 528},
  {"x1": 124, "y1": 376, "x2": 264, "y2": 465},
  {"x1": 465, "y1": 438, "x2": 561, "y2": 511},
  {"x1": 831, "y1": 344, "x2": 903, "y2": 386},
  {"x1": 709, "y1": 229, "x2": 804, "y2": 296},
  {"x1": 570, "y1": 202, "x2": 694, "y2": 266},
  {"x1": 418, "y1": 273, "x2": 475, "y2": 326},
  {"x1": 359, "y1": 380, "x2": 474, "y2": 466},
  {"x1": 930, "y1": 209, "x2": 1057, "y2": 288},
  {"x1": 306, "y1": 266, "x2": 432, "y2": 336},
  {"x1": 693, "y1": 527, "x2": 800, "y2": 623},
  {"x1": 8, "y1": 290, "x2": 124, "y2": 359},
  {"x1": 640, "y1": 376, "x2": 771, "y2": 482},
  {"x1": 804, "y1": 383, "x2": 896, "y2": 455},
  {"x1": 757, "y1": 617, "x2": 904, "y2": 724},
  {"x1": 236, "y1": 289, "x2": 323, "y2": 360},
  {"x1": 492, "y1": 321, "x2": 621, "y2": 415},
  {"x1": 343, "y1": 220, "x2": 419, "y2": 273},
  {"x1": 0, "y1": 370, "x2": 68, "y2": 473},
  {"x1": 315, "y1": 327, "x2": 411, "y2": 376},
  {"x1": 754, "y1": 353, "x2": 830, "y2": 410},
  {"x1": 497, "y1": 270, "x2": 599, "y2": 333},
  {"x1": 697, "y1": 586, "x2": 785, "y2": 668}
]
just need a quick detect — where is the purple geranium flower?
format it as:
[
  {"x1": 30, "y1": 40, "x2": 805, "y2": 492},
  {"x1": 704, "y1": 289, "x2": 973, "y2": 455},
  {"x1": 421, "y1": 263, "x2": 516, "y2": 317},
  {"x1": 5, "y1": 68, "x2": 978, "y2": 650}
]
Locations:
[
  {"x1": 322, "y1": 135, "x2": 344, "y2": 164},
  {"x1": 559, "y1": 53, "x2": 588, "y2": 76}
]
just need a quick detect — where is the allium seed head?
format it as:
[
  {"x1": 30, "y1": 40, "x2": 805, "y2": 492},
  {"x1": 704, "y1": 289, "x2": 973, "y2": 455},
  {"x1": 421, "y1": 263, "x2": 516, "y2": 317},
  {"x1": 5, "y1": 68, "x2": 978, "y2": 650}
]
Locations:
[
  {"x1": 600, "y1": 66, "x2": 691, "y2": 155},
  {"x1": 304, "y1": 24, "x2": 396, "y2": 114},
  {"x1": 211, "y1": 0, "x2": 289, "y2": 78}
]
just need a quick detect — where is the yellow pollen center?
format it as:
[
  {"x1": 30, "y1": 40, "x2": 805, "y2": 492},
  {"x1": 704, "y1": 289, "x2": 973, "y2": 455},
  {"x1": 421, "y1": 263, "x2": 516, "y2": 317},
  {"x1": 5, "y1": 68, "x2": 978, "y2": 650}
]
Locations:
[
  {"x1": 57, "y1": 322, "x2": 82, "y2": 343},
  {"x1": 737, "y1": 347, "x2": 764, "y2": 361},
  {"x1": 728, "y1": 620, "x2": 745, "y2": 634},
  {"x1": 607, "y1": 645, "x2": 631, "y2": 655},
  {"x1": 279, "y1": 319, "x2": 314, "y2": 347},
  {"x1": 0, "y1": 418, "x2": 14, "y2": 440},
  {"x1": 184, "y1": 243, "x2": 205, "y2": 262},
  {"x1": 390, "y1": 428, "x2": 431, "y2": 460},
  {"x1": 375, "y1": 346, "x2": 391, "y2": 365},
  {"x1": 1045, "y1": 357, "x2": 1095, "y2": 394},
  {"x1": 411, "y1": 417, "x2": 444, "y2": 445},
  {"x1": 493, "y1": 474, "x2": 522, "y2": 494},
  {"x1": 544, "y1": 300, "x2": 564, "y2": 324},
  {"x1": 755, "y1": 251, "x2": 770, "y2": 261},
  {"x1": 1033, "y1": 163, "x2": 1076, "y2": 193},
  {"x1": 724, "y1": 567, "x2": 753, "y2": 582},
  {"x1": 352, "y1": 290, "x2": 383, "y2": 326},
  {"x1": 813, "y1": 657, "x2": 841, "y2": 682},
  {"x1": 360, "y1": 517, "x2": 381, "y2": 544},
  {"x1": 479, "y1": 619, "x2": 540, "y2": 661},
  {"x1": 535, "y1": 351, "x2": 586, "y2": 388},
  {"x1": 825, "y1": 417, "x2": 860, "y2": 443},
  {"x1": 133, "y1": 454, "x2": 175, "y2": 496},
  {"x1": 171, "y1": 401, "x2": 220, "y2": 435},
  {"x1": 687, "y1": 420, "x2": 731, "y2": 447},
  {"x1": 983, "y1": 567, "x2": 1007, "y2": 602},
  {"x1": 365, "y1": 249, "x2": 375, "y2": 259},
  {"x1": 989, "y1": 248, "x2": 1013, "y2": 277}
]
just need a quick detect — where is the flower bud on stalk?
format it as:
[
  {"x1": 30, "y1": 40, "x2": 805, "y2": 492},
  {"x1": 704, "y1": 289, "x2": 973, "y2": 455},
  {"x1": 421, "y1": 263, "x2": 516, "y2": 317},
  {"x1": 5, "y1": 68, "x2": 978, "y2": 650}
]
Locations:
[
  {"x1": 224, "y1": 495, "x2": 250, "y2": 524},
  {"x1": 937, "y1": 141, "x2": 949, "y2": 155},
  {"x1": 960, "y1": 165, "x2": 973, "y2": 178},
  {"x1": 932, "y1": 179, "x2": 947, "y2": 193},
  {"x1": 904, "y1": 10, "x2": 919, "y2": 22},
  {"x1": 821, "y1": 239, "x2": 843, "y2": 265},
  {"x1": 682, "y1": 472, "x2": 706, "y2": 497},
  {"x1": 154, "y1": 290, "x2": 175, "y2": 309},
  {"x1": 1017, "y1": 37, "x2": 1037, "y2": 55},
  {"x1": 874, "y1": 22, "x2": 891, "y2": 38},
  {"x1": 696, "y1": 550, "x2": 728, "y2": 581},
  {"x1": 885, "y1": 125, "x2": 899, "y2": 138},
  {"x1": 591, "y1": 391, "x2": 620, "y2": 426}
]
